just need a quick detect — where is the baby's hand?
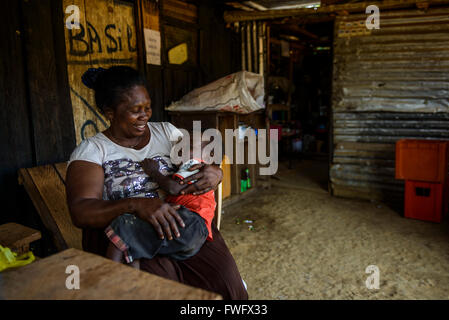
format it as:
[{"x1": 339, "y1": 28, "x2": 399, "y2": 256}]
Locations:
[{"x1": 141, "y1": 158, "x2": 160, "y2": 176}]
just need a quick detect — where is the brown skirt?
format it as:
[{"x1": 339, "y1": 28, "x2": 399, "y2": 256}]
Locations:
[{"x1": 82, "y1": 223, "x2": 248, "y2": 300}]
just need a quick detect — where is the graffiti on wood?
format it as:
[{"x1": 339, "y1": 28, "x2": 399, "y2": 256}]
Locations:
[{"x1": 63, "y1": 0, "x2": 138, "y2": 144}]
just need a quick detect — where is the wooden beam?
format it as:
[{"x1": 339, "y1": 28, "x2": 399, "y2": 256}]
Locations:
[
  {"x1": 275, "y1": 23, "x2": 320, "y2": 39},
  {"x1": 224, "y1": 0, "x2": 449, "y2": 22},
  {"x1": 243, "y1": 1, "x2": 268, "y2": 11},
  {"x1": 226, "y1": 2, "x2": 255, "y2": 11},
  {"x1": 277, "y1": 14, "x2": 336, "y2": 25}
]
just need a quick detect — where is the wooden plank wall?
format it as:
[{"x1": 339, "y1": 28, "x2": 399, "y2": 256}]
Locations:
[
  {"x1": 162, "y1": 0, "x2": 200, "y2": 115},
  {"x1": 1, "y1": 0, "x2": 77, "y2": 178},
  {"x1": 163, "y1": 0, "x2": 241, "y2": 115},
  {"x1": 23, "y1": 0, "x2": 77, "y2": 164},
  {"x1": 1, "y1": 0, "x2": 76, "y2": 256},
  {"x1": 331, "y1": 7, "x2": 449, "y2": 205},
  {"x1": 138, "y1": 0, "x2": 165, "y2": 121},
  {"x1": 137, "y1": 0, "x2": 241, "y2": 121},
  {"x1": 63, "y1": 0, "x2": 139, "y2": 143},
  {"x1": 197, "y1": 3, "x2": 242, "y2": 84},
  {"x1": 0, "y1": 0, "x2": 35, "y2": 227}
]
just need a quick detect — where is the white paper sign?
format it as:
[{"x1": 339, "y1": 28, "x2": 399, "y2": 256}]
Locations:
[{"x1": 144, "y1": 28, "x2": 161, "y2": 65}]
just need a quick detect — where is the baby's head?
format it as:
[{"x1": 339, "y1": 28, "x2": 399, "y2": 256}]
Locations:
[
  {"x1": 171, "y1": 130, "x2": 213, "y2": 165},
  {"x1": 186, "y1": 132, "x2": 212, "y2": 162}
]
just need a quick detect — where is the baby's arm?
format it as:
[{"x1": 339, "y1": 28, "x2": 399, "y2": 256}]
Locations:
[{"x1": 141, "y1": 158, "x2": 186, "y2": 196}]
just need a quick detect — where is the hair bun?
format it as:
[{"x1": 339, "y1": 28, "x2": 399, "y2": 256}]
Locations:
[{"x1": 81, "y1": 67, "x2": 106, "y2": 89}]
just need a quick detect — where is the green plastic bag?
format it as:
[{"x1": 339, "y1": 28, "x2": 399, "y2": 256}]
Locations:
[{"x1": 0, "y1": 245, "x2": 35, "y2": 272}]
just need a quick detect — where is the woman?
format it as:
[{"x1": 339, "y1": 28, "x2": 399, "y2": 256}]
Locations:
[{"x1": 66, "y1": 66, "x2": 248, "y2": 300}]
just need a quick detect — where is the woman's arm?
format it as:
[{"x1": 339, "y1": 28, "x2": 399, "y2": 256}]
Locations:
[
  {"x1": 141, "y1": 158, "x2": 187, "y2": 196},
  {"x1": 66, "y1": 160, "x2": 127, "y2": 228},
  {"x1": 66, "y1": 160, "x2": 184, "y2": 240}
]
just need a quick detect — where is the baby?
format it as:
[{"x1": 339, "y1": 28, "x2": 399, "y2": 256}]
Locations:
[{"x1": 104, "y1": 137, "x2": 216, "y2": 269}]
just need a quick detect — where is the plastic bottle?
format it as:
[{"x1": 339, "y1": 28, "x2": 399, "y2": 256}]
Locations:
[
  {"x1": 241, "y1": 169, "x2": 247, "y2": 193},
  {"x1": 245, "y1": 168, "x2": 251, "y2": 189}
]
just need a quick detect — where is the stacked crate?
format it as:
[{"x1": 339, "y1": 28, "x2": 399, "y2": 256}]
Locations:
[{"x1": 395, "y1": 140, "x2": 449, "y2": 223}]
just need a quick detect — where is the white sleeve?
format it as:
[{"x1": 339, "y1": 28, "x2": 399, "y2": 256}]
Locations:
[
  {"x1": 162, "y1": 122, "x2": 187, "y2": 168},
  {"x1": 163, "y1": 122, "x2": 185, "y2": 146},
  {"x1": 68, "y1": 138, "x2": 104, "y2": 167}
]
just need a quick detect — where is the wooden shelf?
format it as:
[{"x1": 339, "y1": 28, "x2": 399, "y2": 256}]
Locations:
[{"x1": 169, "y1": 111, "x2": 268, "y2": 199}]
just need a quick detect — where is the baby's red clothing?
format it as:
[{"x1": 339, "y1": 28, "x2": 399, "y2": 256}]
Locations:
[{"x1": 166, "y1": 191, "x2": 216, "y2": 241}]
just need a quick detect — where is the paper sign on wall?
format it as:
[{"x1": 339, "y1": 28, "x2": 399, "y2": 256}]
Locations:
[{"x1": 144, "y1": 28, "x2": 161, "y2": 65}]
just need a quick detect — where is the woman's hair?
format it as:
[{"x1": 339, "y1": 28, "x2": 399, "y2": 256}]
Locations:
[{"x1": 81, "y1": 66, "x2": 147, "y2": 114}]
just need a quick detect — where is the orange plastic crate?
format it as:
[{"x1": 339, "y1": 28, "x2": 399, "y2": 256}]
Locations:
[
  {"x1": 404, "y1": 180, "x2": 448, "y2": 223},
  {"x1": 395, "y1": 139, "x2": 449, "y2": 183}
]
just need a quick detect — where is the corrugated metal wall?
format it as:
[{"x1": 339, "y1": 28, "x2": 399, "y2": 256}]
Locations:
[{"x1": 331, "y1": 7, "x2": 449, "y2": 204}]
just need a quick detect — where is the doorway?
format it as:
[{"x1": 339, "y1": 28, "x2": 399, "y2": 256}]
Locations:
[{"x1": 266, "y1": 19, "x2": 334, "y2": 192}]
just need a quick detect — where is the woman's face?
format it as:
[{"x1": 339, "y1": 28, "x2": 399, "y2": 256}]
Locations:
[{"x1": 106, "y1": 85, "x2": 152, "y2": 138}]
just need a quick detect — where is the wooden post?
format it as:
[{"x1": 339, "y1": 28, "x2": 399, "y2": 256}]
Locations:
[
  {"x1": 252, "y1": 21, "x2": 258, "y2": 73},
  {"x1": 287, "y1": 52, "x2": 294, "y2": 121},
  {"x1": 258, "y1": 21, "x2": 264, "y2": 76},
  {"x1": 241, "y1": 22, "x2": 246, "y2": 70},
  {"x1": 246, "y1": 22, "x2": 252, "y2": 72}
]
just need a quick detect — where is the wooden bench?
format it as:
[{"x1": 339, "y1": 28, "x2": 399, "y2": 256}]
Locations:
[
  {"x1": 18, "y1": 162, "x2": 82, "y2": 251},
  {"x1": 18, "y1": 162, "x2": 223, "y2": 252},
  {"x1": 0, "y1": 223, "x2": 42, "y2": 255}
]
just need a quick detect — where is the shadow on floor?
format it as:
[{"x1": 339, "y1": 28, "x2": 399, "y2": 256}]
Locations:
[{"x1": 272, "y1": 155, "x2": 329, "y2": 194}]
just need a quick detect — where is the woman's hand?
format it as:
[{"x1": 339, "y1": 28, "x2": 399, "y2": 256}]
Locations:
[
  {"x1": 179, "y1": 164, "x2": 223, "y2": 195},
  {"x1": 140, "y1": 158, "x2": 160, "y2": 177},
  {"x1": 133, "y1": 198, "x2": 185, "y2": 240}
]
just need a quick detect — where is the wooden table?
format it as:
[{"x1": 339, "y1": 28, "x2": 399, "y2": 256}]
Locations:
[{"x1": 1, "y1": 248, "x2": 222, "y2": 300}]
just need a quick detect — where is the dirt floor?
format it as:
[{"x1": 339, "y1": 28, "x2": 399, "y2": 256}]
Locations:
[{"x1": 220, "y1": 158, "x2": 449, "y2": 300}]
